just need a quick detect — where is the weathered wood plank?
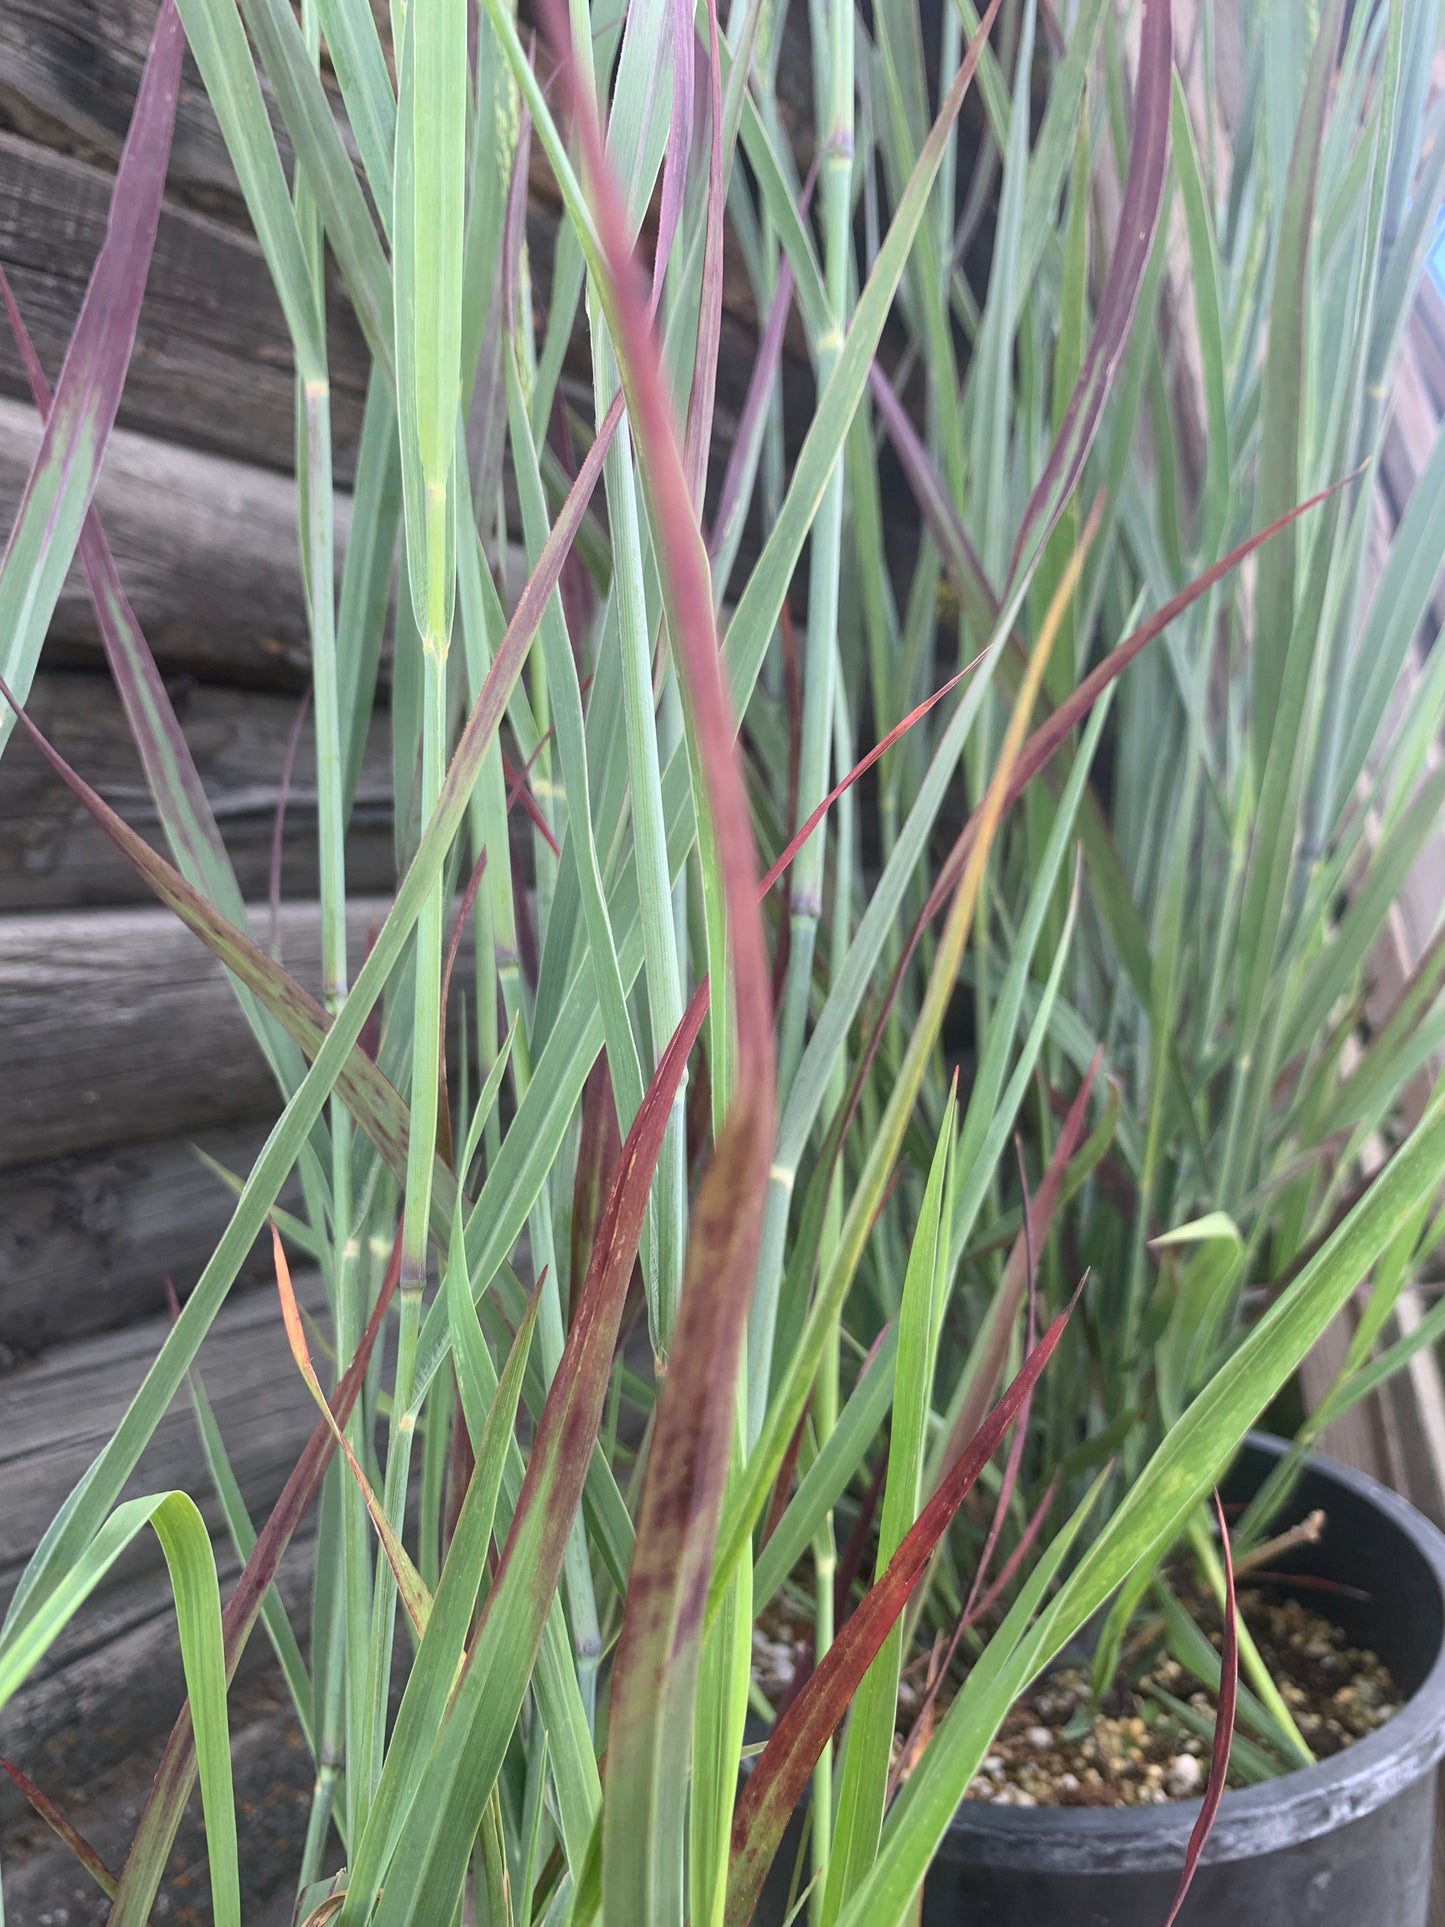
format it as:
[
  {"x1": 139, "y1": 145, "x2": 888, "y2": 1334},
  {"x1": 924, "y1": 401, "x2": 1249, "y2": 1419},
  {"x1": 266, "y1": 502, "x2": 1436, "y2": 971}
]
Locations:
[
  {"x1": 0, "y1": 669, "x2": 395, "y2": 909},
  {"x1": 0, "y1": 1121, "x2": 300, "y2": 1366},
  {"x1": 0, "y1": 396, "x2": 345, "y2": 685},
  {"x1": 0, "y1": 0, "x2": 331, "y2": 212},
  {"x1": 0, "y1": 896, "x2": 406, "y2": 1165},
  {"x1": 0, "y1": 1271, "x2": 328, "y2": 1610},
  {"x1": 0, "y1": 130, "x2": 371, "y2": 478},
  {"x1": 0, "y1": 1644, "x2": 318, "y2": 1919}
]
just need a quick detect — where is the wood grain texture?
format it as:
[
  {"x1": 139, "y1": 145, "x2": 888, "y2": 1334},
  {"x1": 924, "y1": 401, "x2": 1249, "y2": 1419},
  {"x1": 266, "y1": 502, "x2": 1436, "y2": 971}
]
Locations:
[
  {"x1": 0, "y1": 129, "x2": 370, "y2": 478},
  {"x1": 0, "y1": 1269, "x2": 328, "y2": 1611},
  {"x1": 0, "y1": 1121, "x2": 300, "y2": 1365},
  {"x1": 0, "y1": 395, "x2": 348, "y2": 685},
  {"x1": 0, "y1": 896, "x2": 403, "y2": 1164},
  {"x1": 0, "y1": 1642, "x2": 318, "y2": 1918},
  {"x1": 0, "y1": 669, "x2": 395, "y2": 909},
  {"x1": 0, "y1": 0, "x2": 316, "y2": 210}
]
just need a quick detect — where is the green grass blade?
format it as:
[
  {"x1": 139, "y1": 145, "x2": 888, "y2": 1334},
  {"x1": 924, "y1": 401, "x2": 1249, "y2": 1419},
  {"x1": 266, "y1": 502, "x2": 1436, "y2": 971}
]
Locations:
[
  {"x1": 173, "y1": 0, "x2": 326, "y2": 377},
  {"x1": 820, "y1": 1096, "x2": 953, "y2": 1924},
  {"x1": 1251, "y1": 0, "x2": 1343, "y2": 761},
  {"x1": 238, "y1": 0, "x2": 395, "y2": 373},
  {"x1": 0, "y1": 1493, "x2": 239, "y2": 1927}
]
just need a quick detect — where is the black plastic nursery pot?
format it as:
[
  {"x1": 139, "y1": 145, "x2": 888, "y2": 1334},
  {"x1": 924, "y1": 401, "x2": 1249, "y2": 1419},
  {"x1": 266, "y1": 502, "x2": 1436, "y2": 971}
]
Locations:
[{"x1": 921, "y1": 1434, "x2": 1445, "y2": 1926}]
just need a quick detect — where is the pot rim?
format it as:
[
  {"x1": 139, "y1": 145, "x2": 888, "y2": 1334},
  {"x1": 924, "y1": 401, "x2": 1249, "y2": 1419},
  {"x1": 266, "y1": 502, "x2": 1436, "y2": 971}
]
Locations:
[{"x1": 939, "y1": 1432, "x2": 1445, "y2": 1873}]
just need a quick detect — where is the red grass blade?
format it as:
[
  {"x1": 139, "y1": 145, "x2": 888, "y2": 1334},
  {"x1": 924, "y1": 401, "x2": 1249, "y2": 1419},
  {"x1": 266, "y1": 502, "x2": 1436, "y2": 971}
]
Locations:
[
  {"x1": 1010, "y1": 0, "x2": 1173, "y2": 576},
  {"x1": 502, "y1": 744, "x2": 561, "y2": 854},
  {"x1": 650, "y1": 0, "x2": 696, "y2": 319},
  {"x1": 758, "y1": 664, "x2": 975, "y2": 900},
  {"x1": 923, "y1": 473, "x2": 1359, "y2": 927},
  {"x1": 933, "y1": 1049, "x2": 1103, "y2": 1487},
  {"x1": 533, "y1": 0, "x2": 778, "y2": 1892},
  {"x1": 1163, "y1": 1491, "x2": 1239, "y2": 1927},
  {"x1": 680, "y1": 0, "x2": 725, "y2": 506},
  {"x1": 724, "y1": 1285, "x2": 1084, "y2": 1926},
  {"x1": 889, "y1": 1475, "x2": 1060, "y2": 1798},
  {"x1": 570, "y1": 1053, "x2": 623, "y2": 1325},
  {"x1": 472, "y1": 973, "x2": 709, "y2": 1617},
  {"x1": 965, "y1": 1476, "x2": 1059, "y2": 1630},
  {"x1": 1, "y1": 1759, "x2": 119, "y2": 1899}
]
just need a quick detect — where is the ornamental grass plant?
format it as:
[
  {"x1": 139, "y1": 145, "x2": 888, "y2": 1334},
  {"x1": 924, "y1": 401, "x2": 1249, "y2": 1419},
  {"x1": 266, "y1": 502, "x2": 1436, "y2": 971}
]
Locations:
[{"x1": 2, "y1": 0, "x2": 1445, "y2": 1922}]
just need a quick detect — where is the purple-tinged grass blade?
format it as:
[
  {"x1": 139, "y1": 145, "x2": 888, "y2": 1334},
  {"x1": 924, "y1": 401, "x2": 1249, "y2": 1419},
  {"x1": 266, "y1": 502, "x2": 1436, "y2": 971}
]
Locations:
[
  {"x1": 961, "y1": 1474, "x2": 1058, "y2": 1631},
  {"x1": 934, "y1": 1051, "x2": 1102, "y2": 1487},
  {"x1": 111, "y1": 1230, "x2": 402, "y2": 1925},
  {"x1": 680, "y1": 0, "x2": 724, "y2": 505},
  {"x1": 1163, "y1": 1492, "x2": 1239, "y2": 1927},
  {"x1": 889, "y1": 1476, "x2": 1060, "y2": 1799},
  {"x1": 0, "y1": 1, "x2": 182, "y2": 761},
  {"x1": 571, "y1": 1054, "x2": 622, "y2": 1325},
  {"x1": 437, "y1": 846, "x2": 489, "y2": 1171},
  {"x1": 1, "y1": 1759, "x2": 119, "y2": 1899},
  {"x1": 759, "y1": 666, "x2": 974, "y2": 900},
  {"x1": 650, "y1": 0, "x2": 696, "y2": 320},
  {"x1": 353, "y1": 983, "x2": 712, "y2": 1921},
  {"x1": 869, "y1": 362, "x2": 998, "y2": 645},
  {"x1": 708, "y1": 163, "x2": 816, "y2": 589},
  {"x1": 503, "y1": 744, "x2": 562, "y2": 854},
  {"x1": 724, "y1": 1288, "x2": 1083, "y2": 1927},
  {"x1": 0, "y1": 270, "x2": 233, "y2": 904},
  {"x1": 1009, "y1": 0, "x2": 1173, "y2": 577}
]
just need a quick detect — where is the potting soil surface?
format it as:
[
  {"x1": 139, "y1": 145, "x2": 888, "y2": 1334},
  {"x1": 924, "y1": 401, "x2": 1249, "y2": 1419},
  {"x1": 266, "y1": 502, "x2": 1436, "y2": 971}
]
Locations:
[{"x1": 943, "y1": 1588, "x2": 1402, "y2": 1808}]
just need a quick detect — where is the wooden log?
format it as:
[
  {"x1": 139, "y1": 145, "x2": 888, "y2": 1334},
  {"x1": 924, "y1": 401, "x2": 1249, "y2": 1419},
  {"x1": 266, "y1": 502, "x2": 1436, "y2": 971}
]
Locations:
[
  {"x1": 0, "y1": 130, "x2": 370, "y2": 479},
  {"x1": 0, "y1": 1283, "x2": 325, "y2": 1835},
  {"x1": 0, "y1": 896, "x2": 409, "y2": 1165},
  {"x1": 0, "y1": 396, "x2": 345, "y2": 685},
  {"x1": 0, "y1": 668, "x2": 396, "y2": 910},
  {"x1": 0, "y1": 1121, "x2": 300, "y2": 1365},
  {"x1": 0, "y1": 1271, "x2": 328, "y2": 1612},
  {"x1": 0, "y1": 0, "x2": 330, "y2": 214},
  {"x1": 0, "y1": 1635, "x2": 318, "y2": 1919}
]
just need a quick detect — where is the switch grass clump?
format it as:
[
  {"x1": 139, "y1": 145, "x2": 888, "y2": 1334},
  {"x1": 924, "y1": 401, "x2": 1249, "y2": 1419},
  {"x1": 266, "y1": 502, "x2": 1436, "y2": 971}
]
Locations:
[{"x1": 2, "y1": 0, "x2": 1444, "y2": 1922}]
